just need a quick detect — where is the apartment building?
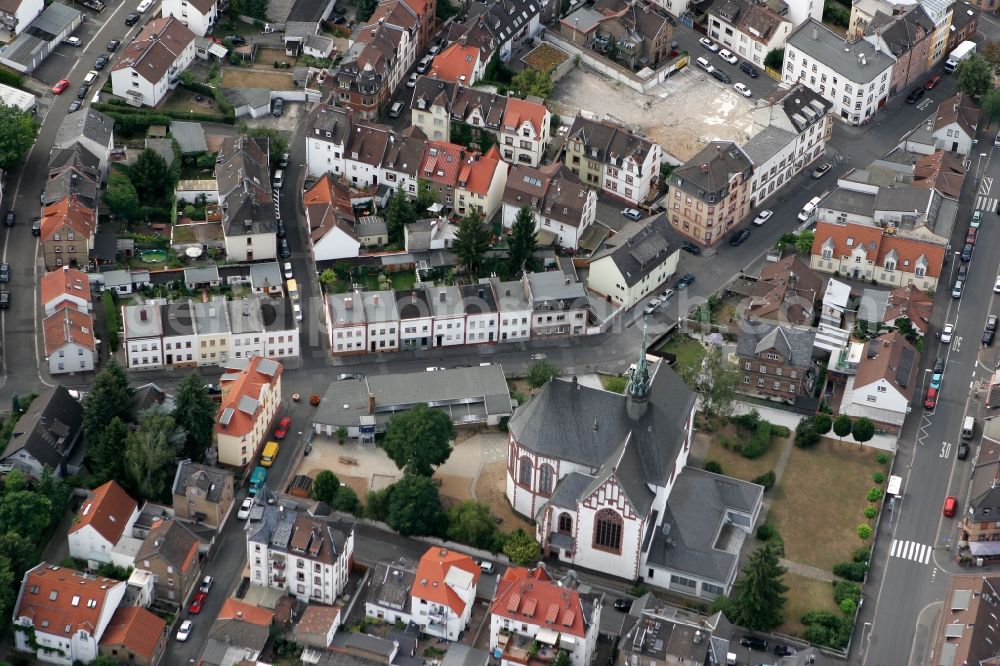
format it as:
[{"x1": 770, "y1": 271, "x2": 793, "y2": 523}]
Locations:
[
  {"x1": 160, "y1": 0, "x2": 217, "y2": 36},
  {"x1": 564, "y1": 116, "x2": 662, "y2": 204},
  {"x1": 214, "y1": 356, "x2": 284, "y2": 467},
  {"x1": 216, "y1": 135, "x2": 277, "y2": 262},
  {"x1": 707, "y1": 0, "x2": 792, "y2": 68},
  {"x1": 110, "y1": 17, "x2": 196, "y2": 107},
  {"x1": 667, "y1": 141, "x2": 753, "y2": 247}
]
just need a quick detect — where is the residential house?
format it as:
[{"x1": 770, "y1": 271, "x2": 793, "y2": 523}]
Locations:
[
  {"x1": 305, "y1": 104, "x2": 352, "y2": 179},
  {"x1": 840, "y1": 331, "x2": 918, "y2": 432},
  {"x1": 410, "y1": 76, "x2": 458, "y2": 142},
  {"x1": 216, "y1": 135, "x2": 277, "y2": 262},
  {"x1": 0, "y1": 385, "x2": 83, "y2": 478},
  {"x1": 0, "y1": 0, "x2": 44, "y2": 34},
  {"x1": 327, "y1": 291, "x2": 370, "y2": 355},
  {"x1": 592, "y1": 1, "x2": 674, "y2": 70},
  {"x1": 501, "y1": 163, "x2": 596, "y2": 250},
  {"x1": 110, "y1": 16, "x2": 196, "y2": 107},
  {"x1": 365, "y1": 559, "x2": 418, "y2": 625},
  {"x1": 40, "y1": 196, "x2": 97, "y2": 270},
  {"x1": 344, "y1": 124, "x2": 391, "y2": 188},
  {"x1": 747, "y1": 85, "x2": 833, "y2": 209},
  {"x1": 201, "y1": 600, "x2": 273, "y2": 666},
  {"x1": 810, "y1": 220, "x2": 946, "y2": 290},
  {"x1": 933, "y1": 92, "x2": 979, "y2": 155},
  {"x1": 43, "y1": 307, "x2": 97, "y2": 375},
  {"x1": 880, "y1": 284, "x2": 933, "y2": 336},
  {"x1": 41, "y1": 267, "x2": 91, "y2": 316},
  {"x1": 446, "y1": 0, "x2": 541, "y2": 64},
  {"x1": 667, "y1": 141, "x2": 753, "y2": 247},
  {"x1": 68, "y1": 480, "x2": 139, "y2": 568},
  {"x1": 587, "y1": 215, "x2": 678, "y2": 310},
  {"x1": 333, "y1": 23, "x2": 403, "y2": 120},
  {"x1": 420, "y1": 141, "x2": 466, "y2": 208},
  {"x1": 499, "y1": 96, "x2": 550, "y2": 167},
  {"x1": 304, "y1": 174, "x2": 360, "y2": 262},
  {"x1": 928, "y1": 573, "x2": 1000, "y2": 665},
  {"x1": 226, "y1": 295, "x2": 301, "y2": 362},
  {"x1": 619, "y1": 603, "x2": 734, "y2": 666},
  {"x1": 913, "y1": 149, "x2": 966, "y2": 199},
  {"x1": 429, "y1": 285, "x2": 467, "y2": 347},
  {"x1": 782, "y1": 19, "x2": 894, "y2": 125},
  {"x1": 160, "y1": 0, "x2": 216, "y2": 36},
  {"x1": 708, "y1": 0, "x2": 792, "y2": 68},
  {"x1": 861, "y1": 5, "x2": 933, "y2": 95},
  {"x1": 455, "y1": 145, "x2": 509, "y2": 219},
  {"x1": 948, "y1": 2, "x2": 978, "y2": 51},
  {"x1": 135, "y1": 517, "x2": 201, "y2": 605},
  {"x1": 746, "y1": 254, "x2": 823, "y2": 326},
  {"x1": 410, "y1": 548, "x2": 480, "y2": 641},
  {"x1": 215, "y1": 356, "x2": 284, "y2": 467},
  {"x1": 12, "y1": 563, "x2": 127, "y2": 665},
  {"x1": 849, "y1": 0, "x2": 914, "y2": 38},
  {"x1": 525, "y1": 271, "x2": 589, "y2": 337},
  {"x1": 363, "y1": 290, "x2": 400, "y2": 352},
  {"x1": 736, "y1": 323, "x2": 816, "y2": 400},
  {"x1": 52, "y1": 109, "x2": 114, "y2": 179},
  {"x1": 489, "y1": 566, "x2": 602, "y2": 666},
  {"x1": 98, "y1": 606, "x2": 168, "y2": 666},
  {"x1": 380, "y1": 130, "x2": 427, "y2": 198},
  {"x1": 461, "y1": 283, "x2": 499, "y2": 344},
  {"x1": 488, "y1": 277, "x2": 532, "y2": 342},
  {"x1": 960, "y1": 418, "x2": 1000, "y2": 545},
  {"x1": 247, "y1": 506, "x2": 355, "y2": 604},
  {"x1": 171, "y1": 460, "x2": 235, "y2": 529},
  {"x1": 44, "y1": 145, "x2": 102, "y2": 208},
  {"x1": 429, "y1": 42, "x2": 483, "y2": 84},
  {"x1": 293, "y1": 604, "x2": 342, "y2": 649},
  {"x1": 565, "y1": 115, "x2": 662, "y2": 205}
]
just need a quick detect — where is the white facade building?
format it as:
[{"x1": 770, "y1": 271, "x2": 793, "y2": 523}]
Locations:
[
  {"x1": 110, "y1": 16, "x2": 196, "y2": 107},
  {"x1": 67, "y1": 481, "x2": 139, "y2": 568},
  {"x1": 306, "y1": 105, "x2": 350, "y2": 179},
  {"x1": 160, "y1": 0, "x2": 217, "y2": 36}
]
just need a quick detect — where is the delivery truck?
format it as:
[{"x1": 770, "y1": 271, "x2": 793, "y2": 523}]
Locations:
[{"x1": 945, "y1": 41, "x2": 976, "y2": 73}]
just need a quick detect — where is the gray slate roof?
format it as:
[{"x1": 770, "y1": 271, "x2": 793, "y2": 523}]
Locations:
[
  {"x1": 548, "y1": 472, "x2": 593, "y2": 510},
  {"x1": 55, "y1": 108, "x2": 114, "y2": 151},
  {"x1": 591, "y1": 215, "x2": 675, "y2": 287},
  {"x1": 673, "y1": 141, "x2": 752, "y2": 199},
  {"x1": 172, "y1": 460, "x2": 232, "y2": 503},
  {"x1": 820, "y1": 187, "x2": 876, "y2": 217},
  {"x1": 787, "y1": 19, "x2": 894, "y2": 84},
  {"x1": 509, "y1": 365, "x2": 695, "y2": 492},
  {"x1": 741, "y1": 126, "x2": 797, "y2": 166},
  {"x1": 169, "y1": 121, "x2": 208, "y2": 154},
  {"x1": 135, "y1": 518, "x2": 198, "y2": 568},
  {"x1": 0, "y1": 385, "x2": 83, "y2": 472},
  {"x1": 647, "y1": 468, "x2": 762, "y2": 583},
  {"x1": 736, "y1": 322, "x2": 815, "y2": 368},
  {"x1": 366, "y1": 559, "x2": 417, "y2": 611}
]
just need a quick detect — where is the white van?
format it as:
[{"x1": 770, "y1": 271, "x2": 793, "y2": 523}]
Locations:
[
  {"x1": 389, "y1": 100, "x2": 404, "y2": 118},
  {"x1": 696, "y1": 57, "x2": 715, "y2": 73},
  {"x1": 962, "y1": 416, "x2": 976, "y2": 439},
  {"x1": 797, "y1": 196, "x2": 822, "y2": 224},
  {"x1": 273, "y1": 169, "x2": 284, "y2": 190}
]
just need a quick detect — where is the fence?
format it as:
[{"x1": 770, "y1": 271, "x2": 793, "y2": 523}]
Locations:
[{"x1": 542, "y1": 31, "x2": 688, "y2": 94}]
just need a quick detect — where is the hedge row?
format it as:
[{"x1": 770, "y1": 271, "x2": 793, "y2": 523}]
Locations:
[
  {"x1": 0, "y1": 67, "x2": 23, "y2": 88},
  {"x1": 94, "y1": 103, "x2": 234, "y2": 127}
]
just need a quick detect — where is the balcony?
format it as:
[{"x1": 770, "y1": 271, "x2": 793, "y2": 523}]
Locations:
[{"x1": 501, "y1": 632, "x2": 561, "y2": 666}]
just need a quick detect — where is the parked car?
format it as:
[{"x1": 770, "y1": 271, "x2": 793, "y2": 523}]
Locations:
[
  {"x1": 226, "y1": 35, "x2": 247, "y2": 45},
  {"x1": 905, "y1": 87, "x2": 925, "y2": 103},
  {"x1": 943, "y1": 496, "x2": 958, "y2": 517},
  {"x1": 680, "y1": 240, "x2": 702, "y2": 255},
  {"x1": 94, "y1": 54, "x2": 109, "y2": 70},
  {"x1": 51, "y1": 79, "x2": 70, "y2": 94},
  {"x1": 985, "y1": 314, "x2": 998, "y2": 347},
  {"x1": 76, "y1": 84, "x2": 90, "y2": 100},
  {"x1": 176, "y1": 620, "x2": 193, "y2": 642},
  {"x1": 740, "y1": 61, "x2": 759, "y2": 77},
  {"x1": 478, "y1": 560, "x2": 495, "y2": 574},
  {"x1": 924, "y1": 387, "x2": 938, "y2": 409},
  {"x1": 940, "y1": 323, "x2": 955, "y2": 344},
  {"x1": 205, "y1": 383, "x2": 221, "y2": 395},
  {"x1": 959, "y1": 264, "x2": 969, "y2": 281},
  {"x1": 274, "y1": 415, "x2": 291, "y2": 440},
  {"x1": 622, "y1": 207, "x2": 642, "y2": 220},
  {"x1": 699, "y1": 37, "x2": 719, "y2": 52},
  {"x1": 613, "y1": 598, "x2": 633, "y2": 612},
  {"x1": 188, "y1": 591, "x2": 207, "y2": 614},
  {"x1": 237, "y1": 497, "x2": 254, "y2": 520},
  {"x1": 930, "y1": 369, "x2": 942, "y2": 390},
  {"x1": 934, "y1": 357, "x2": 945, "y2": 374},
  {"x1": 924, "y1": 74, "x2": 941, "y2": 89},
  {"x1": 752, "y1": 209, "x2": 773, "y2": 225},
  {"x1": 642, "y1": 299, "x2": 662, "y2": 315},
  {"x1": 283, "y1": 262, "x2": 293, "y2": 279},
  {"x1": 136, "y1": 0, "x2": 153, "y2": 13},
  {"x1": 417, "y1": 55, "x2": 433, "y2": 72},
  {"x1": 695, "y1": 57, "x2": 715, "y2": 74},
  {"x1": 718, "y1": 48, "x2": 738, "y2": 64},
  {"x1": 83, "y1": 70, "x2": 99, "y2": 85},
  {"x1": 952, "y1": 278, "x2": 963, "y2": 299},
  {"x1": 811, "y1": 162, "x2": 832, "y2": 178},
  {"x1": 125, "y1": 12, "x2": 139, "y2": 24},
  {"x1": 961, "y1": 243, "x2": 974, "y2": 262},
  {"x1": 199, "y1": 576, "x2": 214, "y2": 594},
  {"x1": 276, "y1": 218, "x2": 286, "y2": 237},
  {"x1": 733, "y1": 82, "x2": 752, "y2": 97},
  {"x1": 773, "y1": 644, "x2": 797, "y2": 657},
  {"x1": 271, "y1": 97, "x2": 285, "y2": 117},
  {"x1": 278, "y1": 238, "x2": 291, "y2": 258},
  {"x1": 711, "y1": 68, "x2": 732, "y2": 84},
  {"x1": 659, "y1": 288, "x2": 675, "y2": 301},
  {"x1": 107, "y1": 39, "x2": 120, "y2": 51},
  {"x1": 63, "y1": 36, "x2": 82, "y2": 47},
  {"x1": 0, "y1": 263, "x2": 9, "y2": 283},
  {"x1": 971, "y1": 210, "x2": 983, "y2": 228},
  {"x1": 338, "y1": 373, "x2": 363, "y2": 380},
  {"x1": 995, "y1": 274, "x2": 1000, "y2": 293},
  {"x1": 675, "y1": 273, "x2": 696, "y2": 289},
  {"x1": 31, "y1": 217, "x2": 41, "y2": 236},
  {"x1": 3, "y1": 212, "x2": 14, "y2": 228},
  {"x1": 407, "y1": 72, "x2": 418, "y2": 87},
  {"x1": 729, "y1": 228, "x2": 750, "y2": 246},
  {"x1": 958, "y1": 442, "x2": 970, "y2": 460},
  {"x1": 740, "y1": 636, "x2": 768, "y2": 651},
  {"x1": 967, "y1": 227, "x2": 978, "y2": 245}
]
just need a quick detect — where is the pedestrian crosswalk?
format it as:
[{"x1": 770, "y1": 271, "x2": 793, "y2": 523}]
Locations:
[
  {"x1": 975, "y1": 195, "x2": 997, "y2": 212},
  {"x1": 890, "y1": 539, "x2": 933, "y2": 564}
]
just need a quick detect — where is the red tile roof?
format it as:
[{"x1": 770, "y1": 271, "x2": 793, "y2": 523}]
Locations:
[
  {"x1": 43, "y1": 307, "x2": 96, "y2": 356},
  {"x1": 40, "y1": 268, "x2": 91, "y2": 310},
  {"x1": 490, "y1": 566, "x2": 587, "y2": 638},
  {"x1": 215, "y1": 356, "x2": 283, "y2": 437},
  {"x1": 458, "y1": 146, "x2": 504, "y2": 195},
  {"x1": 16, "y1": 564, "x2": 123, "y2": 638},
  {"x1": 218, "y1": 599, "x2": 275, "y2": 626},
  {"x1": 69, "y1": 480, "x2": 136, "y2": 545},
  {"x1": 411, "y1": 548, "x2": 480, "y2": 616},
  {"x1": 40, "y1": 196, "x2": 96, "y2": 243},
  {"x1": 421, "y1": 141, "x2": 465, "y2": 186},
  {"x1": 811, "y1": 221, "x2": 946, "y2": 278},
  {"x1": 100, "y1": 606, "x2": 166, "y2": 662},
  {"x1": 880, "y1": 233, "x2": 946, "y2": 278},
  {"x1": 503, "y1": 97, "x2": 548, "y2": 136},
  {"x1": 303, "y1": 174, "x2": 357, "y2": 244},
  {"x1": 429, "y1": 43, "x2": 480, "y2": 83},
  {"x1": 883, "y1": 284, "x2": 933, "y2": 333}
]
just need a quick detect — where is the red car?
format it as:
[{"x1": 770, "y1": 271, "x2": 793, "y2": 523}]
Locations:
[
  {"x1": 274, "y1": 416, "x2": 291, "y2": 440},
  {"x1": 924, "y1": 75, "x2": 941, "y2": 90},
  {"x1": 51, "y1": 79, "x2": 70, "y2": 94},
  {"x1": 188, "y1": 591, "x2": 207, "y2": 614},
  {"x1": 924, "y1": 387, "x2": 938, "y2": 410},
  {"x1": 943, "y1": 496, "x2": 958, "y2": 517}
]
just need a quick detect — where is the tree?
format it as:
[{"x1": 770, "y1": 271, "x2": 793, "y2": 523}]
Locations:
[
  {"x1": 551, "y1": 651, "x2": 571, "y2": 666},
  {"x1": 503, "y1": 528, "x2": 541, "y2": 565},
  {"x1": 415, "y1": 179, "x2": 438, "y2": 216},
  {"x1": 814, "y1": 413, "x2": 833, "y2": 436},
  {"x1": 173, "y1": 373, "x2": 216, "y2": 461},
  {"x1": 0, "y1": 556, "x2": 14, "y2": 631},
  {"x1": 83, "y1": 360, "x2": 134, "y2": 447},
  {"x1": 319, "y1": 268, "x2": 339, "y2": 292},
  {"x1": 385, "y1": 475, "x2": 443, "y2": 536},
  {"x1": 354, "y1": 0, "x2": 378, "y2": 21},
  {"x1": 982, "y1": 40, "x2": 1000, "y2": 69},
  {"x1": 852, "y1": 417, "x2": 876, "y2": 445},
  {"x1": 452, "y1": 210, "x2": 491, "y2": 275},
  {"x1": 89, "y1": 417, "x2": 129, "y2": 483},
  {"x1": 384, "y1": 187, "x2": 416, "y2": 243},
  {"x1": 89, "y1": 657, "x2": 123, "y2": 666},
  {"x1": 983, "y1": 89, "x2": 1000, "y2": 127},
  {"x1": 727, "y1": 544, "x2": 788, "y2": 631},
  {"x1": 446, "y1": 500, "x2": 503, "y2": 550},
  {"x1": 794, "y1": 230, "x2": 814, "y2": 255},
  {"x1": 0, "y1": 103, "x2": 38, "y2": 170},
  {"x1": 696, "y1": 347, "x2": 739, "y2": 419},
  {"x1": 0, "y1": 491, "x2": 51, "y2": 541},
  {"x1": 794, "y1": 418, "x2": 820, "y2": 448},
  {"x1": 331, "y1": 486, "x2": 359, "y2": 513},
  {"x1": 833, "y1": 414, "x2": 853, "y2": 441},
  {"x1": 957, "y1": 56, "x2": 993, "y2": 98},
  {"x1": 130, "y1": 149, "x2": 171, "y2": 204},
  {"x1": 36, "y1": 467, "x2": 69, "y2": 526},
  {"x1": 103, "y1": 169, "x2": 140, "y2": 220},
  {"x1": 527, "y1": 361, "x2": 560, "y2": 388},
  {"x1": 509, "y1": 68, "x2": 553, "y2": 99},
  {"x1": 312, "y1": 470, "x2": 342, "y2": 505},
  {"x1": 0, "y1": 532, "x2": 35, "y2": 579},
  {"x1": 764, "y1": 48, "x2": 784, "y2": 70},
  {"x1": 237, "y1": 125, "x2": 289, "y2": 165},
  {"x1": 383, "y1": 404, "x2": 454, "y2": 476},
  {"x1": 124, "y1": 411, "x2": 181, "y2": 501},
  {"x1": 2, "y1": 469, "x2": 27, "y2": 494},
  {"x1": 508, "y1": 206, "x2": 538, "y2": 275}
]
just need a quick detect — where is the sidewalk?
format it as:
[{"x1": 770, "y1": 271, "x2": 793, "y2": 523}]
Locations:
[{"x1": 729, "y1": 400, "x2": 898, "y2": 452}]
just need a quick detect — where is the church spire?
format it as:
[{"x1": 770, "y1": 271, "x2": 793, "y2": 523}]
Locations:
[{"x1": 627, "y1": 319, "x2": 651, "y2": 401}]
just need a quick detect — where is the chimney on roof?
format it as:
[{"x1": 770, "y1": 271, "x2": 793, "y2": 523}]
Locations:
[{"x1": 813, "y1": 25, "x2": 818, "y2": 39}]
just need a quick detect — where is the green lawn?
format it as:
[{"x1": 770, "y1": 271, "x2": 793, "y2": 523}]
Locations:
[
  {"x1": 778, "y1": 572, "x2": 840, "y2": 638},
  {"x1": 658, "y1": 334, "x2": 703, "y2": 375},
  {"x1": 701, "y1": 423, "x2": 788, "y2": 482},
  {"x1": 390, "y1": 271, "x2": 416, "y2": 291}
]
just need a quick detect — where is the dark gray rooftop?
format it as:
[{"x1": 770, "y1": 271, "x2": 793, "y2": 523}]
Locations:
[
  {"x1": 591, "y1": 215, "x2": 675, "y2": 287},
  {"x1": 160, "y1": 301, "x2": 195, "y2": 337},
  {"x1": 736, "y1": 322, "x2": 815, "y2": 368},
  {"x1": 548, "y1": 472, "x2": 593, "y2": 510},
  {"x1": 54, "y1": 107, "x2": 114, "y2": 152},
  {"x1": 366, "y1": 559, "x2": 417, "y2": 612},
  {"x1": 787, "y1": 19, "x2": 893, "y2": 83},
  {"x1": 741, "y1": 126, "x2": 797, "y2": 166},
  {"x1": 172, "y1": 460, "x2": 232, "y2": 503},
  {"x1": 673, "y1": 141, "x2": 752, "y2": 199},
  {"x1": 820, "y1": 188, "x2": 877, "y2": 217}
]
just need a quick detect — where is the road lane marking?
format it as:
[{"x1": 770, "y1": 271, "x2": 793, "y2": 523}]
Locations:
[
  {"x1": 890, "y1": 540, "x2": 933, "y2": 564},
  {"x1": 975, "y1": 196, "x2": 997, "y2": 211},
  {"x1": 982, "y1": 177, "x2": 994, "y2": 196},
  {"x1": 941, "y1": 441, "x2": 951, "y2": 458}
]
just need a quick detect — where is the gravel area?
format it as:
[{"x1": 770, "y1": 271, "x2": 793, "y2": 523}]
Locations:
[{"x1": 474, "y1": 461, "x2": 535, "y2": 533}]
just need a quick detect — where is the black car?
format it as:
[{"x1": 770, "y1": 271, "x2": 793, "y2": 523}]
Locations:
[
  {"x1": 613, "y1": 598, "x2": 632, "y2": 612},
  {"x1": 961, "y1": 242, "x2": 974, "y2": 262},
  {"x1": 740, "y1": 636, "x2": 768, "y2": 651},
  {"x1": 933, "y1": 357, "x2": 945, "y2": 374},
  {"x1": 94, "y1": 54, "x2": 109, "y2": 70},
  {"x1": 4, "y1": 211, "x2": 14, "y2": 227},
  {"x1": 271, "y1": 97, "x2": 285, "y2": 117},
  {"x1": 204, "y1": 383, "x2": 222, "y2": 395},
  {"x1": 959, "y1": 263, "x2": 969, "y2": 281},
  {"x1": 276, "y1": 218, "x2": 286, "y2": 238},
  {"x1": 0, "y1": 291, "x2": 9, "y2": 310},
  {"x1": 740, "y1": 61, "x2": 759, "y2": 78},
  {"x1": 125, "y1": 12, "x2": 139, "y2": 24},
  {"x1": 680, "y1": 240, "x2": 702, "y2": 255},
  {"x1": 730, "y1": 228, "x2": 750, "y2": 246},
  {"x1": 905, "y1": 87, "x2": 925, "y2": 104},
  {"x1": 31, "y1": 217, "x2": 41, "y2": 236},
  {"x1": 773, "y1": 644, "x2": 797, "y2": 656},
  {"x1": 332, "y1": 15, "x2": 346, "y2": 23},
  {"x1": 226, "y1": 35, "x2": 247, "y2": 45},
  {"x1": 985, "y1": 315, "x2": 998, "y2": 347},
  {"x1": 0, "y1": 263, "x2": 9, "y2": 283},
  {"x1": 278, "y1": 238, "x2": 291, "y2": 258},
  {"x1": 675, "y1": 273, "x2": 696, "y2": 289},
  {"x1": 958, "y1": 442, "x2": 970, "y2": 460},
  {"x1": 68, "y1": 100, "x2": 82, "y2": 113},
  {"x1": 76, "y1": 84, "x2": 90, "y2": 99},
  {"x1": 711, "y1": 69, "x2": 732, "y2": 84},
  {"x1": 107, "y1": 39, "x2": 120, "y2": 51}
]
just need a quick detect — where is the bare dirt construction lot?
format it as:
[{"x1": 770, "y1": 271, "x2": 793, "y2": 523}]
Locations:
[
  {"x1": 222, "y1": 68, "x2": 297, "y2": 91},
  {"x1": 550, "y1": 66, "x2": 757, "y2": 162}
]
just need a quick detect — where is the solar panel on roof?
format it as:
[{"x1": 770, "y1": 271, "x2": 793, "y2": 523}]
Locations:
[
  {"x1": 896, "y1": 346, "x2": 915, "y2": 388},
  {"x1": 238, "y1": 395, "x2": 259, "y2": 414},
  {"x1": 220, "y1": 407, "x2": 235, "y2": 426}
]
